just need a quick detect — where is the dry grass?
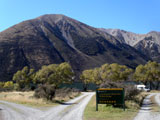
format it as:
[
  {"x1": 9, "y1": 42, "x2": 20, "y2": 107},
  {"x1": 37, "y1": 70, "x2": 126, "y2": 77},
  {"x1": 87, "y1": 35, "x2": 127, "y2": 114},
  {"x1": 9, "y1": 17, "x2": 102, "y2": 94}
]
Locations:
[
  {"x1": 150, "y1": 90, "x2": 160, "y2": 93},
  {"x1": 150, "y1": 95, "x2": 160, "y2": 113},
  {"x1": 0, "y1": 90, "x2": 80, "y2": 108},
  {"x1": 0, "y1": 91, "x2": 55, "y2": 107}
]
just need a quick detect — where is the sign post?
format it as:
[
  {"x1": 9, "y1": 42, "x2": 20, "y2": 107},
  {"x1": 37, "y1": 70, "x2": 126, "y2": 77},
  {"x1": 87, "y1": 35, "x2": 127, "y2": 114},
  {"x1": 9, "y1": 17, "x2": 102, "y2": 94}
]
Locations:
[{"x1": 96, "y1": 88, "x2": 125, "y2": 111}]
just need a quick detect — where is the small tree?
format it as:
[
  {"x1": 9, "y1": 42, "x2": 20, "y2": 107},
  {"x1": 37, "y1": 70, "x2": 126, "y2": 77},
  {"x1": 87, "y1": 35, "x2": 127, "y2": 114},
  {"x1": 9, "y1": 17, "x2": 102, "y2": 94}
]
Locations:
[
  {"x1": 100, "y1": 63, "x2": 133, "y2": 83},
  {"x1": 3, "y1": 81, "x2": 14, "y2": 90},
  {"x1": 12, "y1": 66, "x2": 35, "y2": 90},
  {"x1": 34, "y1": 62, "x2": 74, "y2": 100},
  {"x1": 34, "y1": 62, "x2": 74, "y2": 88},
  {"x1": 134, "y1": 61, "x2": 160, "y2": 89},
  {"x1": 81, "y1": 63, "x2": 133, "y2": 90},
  {"x1": 80, "y1": 69, "x2": 94, "y2": 91},
  {"x1": 34, "y1": 84, "x2": 56, "y2": 100}
]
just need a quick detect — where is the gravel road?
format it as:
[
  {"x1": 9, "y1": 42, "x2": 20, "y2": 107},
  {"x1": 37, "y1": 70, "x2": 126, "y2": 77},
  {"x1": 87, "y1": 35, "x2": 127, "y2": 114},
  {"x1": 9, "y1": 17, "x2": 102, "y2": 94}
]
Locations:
[
  {"x1": 0, "y1": 92, "x2": 95, "y2": 120},
  {"x1": 134, "y1": 93, "x2": 160, "y2": 120}
]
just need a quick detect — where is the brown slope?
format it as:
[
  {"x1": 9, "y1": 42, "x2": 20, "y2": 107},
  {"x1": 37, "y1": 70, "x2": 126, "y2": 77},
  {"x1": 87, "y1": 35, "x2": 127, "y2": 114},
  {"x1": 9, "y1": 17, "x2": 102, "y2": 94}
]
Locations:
[{"x1": 0, "y1": 14, "x2": 149, "y2": 81}]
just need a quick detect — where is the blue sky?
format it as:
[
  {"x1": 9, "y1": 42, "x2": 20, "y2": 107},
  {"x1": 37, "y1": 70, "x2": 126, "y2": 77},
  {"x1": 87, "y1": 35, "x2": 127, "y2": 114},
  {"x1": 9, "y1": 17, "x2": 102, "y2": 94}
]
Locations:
[{"x1": 0, "y1": 0, "x2": 160, "y2": 33}]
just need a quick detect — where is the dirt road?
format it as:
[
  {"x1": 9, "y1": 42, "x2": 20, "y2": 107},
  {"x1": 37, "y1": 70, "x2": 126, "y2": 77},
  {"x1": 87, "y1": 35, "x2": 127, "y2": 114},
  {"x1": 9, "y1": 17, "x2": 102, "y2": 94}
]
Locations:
[
  {"x1": 0, "y1": 92, "x2": 95, "y2": 120},
  {"x1": 134, "y1": 93, "x2": 160, "y2": 120}
]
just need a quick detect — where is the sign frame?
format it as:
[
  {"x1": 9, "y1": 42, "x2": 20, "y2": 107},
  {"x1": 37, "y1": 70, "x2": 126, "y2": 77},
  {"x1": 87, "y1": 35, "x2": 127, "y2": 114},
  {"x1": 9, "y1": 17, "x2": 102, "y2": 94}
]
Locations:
[{"x1": 96, "y1": 88, "x2": 125, "y2": 111}]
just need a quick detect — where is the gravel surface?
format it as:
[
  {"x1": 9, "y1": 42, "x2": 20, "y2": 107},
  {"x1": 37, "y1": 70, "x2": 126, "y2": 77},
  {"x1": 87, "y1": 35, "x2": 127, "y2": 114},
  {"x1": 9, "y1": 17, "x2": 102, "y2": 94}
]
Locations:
[
  {"x1": 0, "y1": 92, "x2": 95, "y2": 120},
  {"x1": 134, "y1": 93, "x2": 160, "y2": 120}
]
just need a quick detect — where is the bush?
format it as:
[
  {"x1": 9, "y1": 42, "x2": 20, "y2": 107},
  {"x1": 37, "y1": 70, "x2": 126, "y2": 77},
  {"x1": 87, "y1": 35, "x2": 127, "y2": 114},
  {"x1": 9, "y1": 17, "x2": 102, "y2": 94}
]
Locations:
[
  {"x1": 125, "y1": 85, "x2": 140, "y2": 100},
  {"x1": 0, "y1": 81, "x2": 14, "y2": 91},
  {"x1": 99, "y1": 81, "x2": 141, "y2": 101},
  {"x1": 55, "y1": 87, "x2": 80, "y2": 101},
  {"x1": 34, "y1": 84, "x2": 56, "y2": 100},
  {"x1": 3, "y1": 81, "x2": 14, "y2": 89}
]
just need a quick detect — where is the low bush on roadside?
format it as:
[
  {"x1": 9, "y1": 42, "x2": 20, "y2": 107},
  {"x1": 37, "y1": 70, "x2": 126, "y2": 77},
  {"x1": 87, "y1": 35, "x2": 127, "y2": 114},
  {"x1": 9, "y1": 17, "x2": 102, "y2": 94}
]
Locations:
[
  {"x1": 0, "y1": 81, "x2": 14, "y2": 91},
  {"x1": 34, "y1": 86, "x2": 80, "y2": 101},
  {"x1": 34, "y1": 84, "x2": 56, "y2": 100},
  {"x1": 54, "y1": 87, "x2": 80, "y2": 101},
  {"x1": 99, "y1": 81, "x2": 144, "y2": 108}
]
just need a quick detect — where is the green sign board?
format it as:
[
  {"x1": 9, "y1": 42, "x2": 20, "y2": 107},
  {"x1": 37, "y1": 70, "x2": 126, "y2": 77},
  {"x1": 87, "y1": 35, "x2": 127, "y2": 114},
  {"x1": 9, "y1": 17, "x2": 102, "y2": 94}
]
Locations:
[{"x1": 96, "y1": 88, "x2": 125, "y2": 111}]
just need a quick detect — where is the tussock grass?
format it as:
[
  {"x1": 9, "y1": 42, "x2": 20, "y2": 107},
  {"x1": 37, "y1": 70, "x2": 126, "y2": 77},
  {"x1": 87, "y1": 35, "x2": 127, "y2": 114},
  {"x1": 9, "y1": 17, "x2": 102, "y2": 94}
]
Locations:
[
  {"x1": 0, "y1": 90, "x2": 80, "y2": 108},
  {"x1": 0, "y1": 91, "x2": 53, "y2": 107}
]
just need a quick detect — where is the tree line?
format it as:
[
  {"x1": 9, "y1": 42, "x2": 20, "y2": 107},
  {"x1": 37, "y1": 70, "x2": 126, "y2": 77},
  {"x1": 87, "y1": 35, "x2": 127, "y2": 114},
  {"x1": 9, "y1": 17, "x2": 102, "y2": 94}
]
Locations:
[
  {"x1": 0, "y1": 61, "x2": 160, "y2": 92},
  {"x1": 81, "y1": 61, "x2": 160, "y2": 90}
]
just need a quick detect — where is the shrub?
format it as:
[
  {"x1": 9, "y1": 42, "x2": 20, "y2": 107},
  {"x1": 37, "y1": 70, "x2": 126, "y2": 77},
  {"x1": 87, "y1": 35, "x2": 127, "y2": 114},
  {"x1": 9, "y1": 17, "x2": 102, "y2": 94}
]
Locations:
[
  {"x1": 54, "y1": 87, "x2": 80, "y2": 101},
  {"x1": 0, "y1": 82, "x2": 4, "y2": 91},
  {"x1": 99, "y1": 81, "x2": 141, "y2": 101},
  {"x1": 34, "y1": 84, "x2": 56, "y2": 100},
  {"x1": 125, "y1": 85, "x2": 140, "y2": 100},
  {"x1": 55, "y1": 88, "x2": 80, "y2": 97}
]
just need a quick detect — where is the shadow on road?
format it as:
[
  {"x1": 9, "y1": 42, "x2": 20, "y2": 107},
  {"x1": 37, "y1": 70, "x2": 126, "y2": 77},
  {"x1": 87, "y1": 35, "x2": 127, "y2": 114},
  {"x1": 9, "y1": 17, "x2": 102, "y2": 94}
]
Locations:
[
  {"x1": 139, "y1": 97, "x2": 153, "y2": 112},
  {"x1": 55, "y1": 101, "x2": 77, "y2": 105}
]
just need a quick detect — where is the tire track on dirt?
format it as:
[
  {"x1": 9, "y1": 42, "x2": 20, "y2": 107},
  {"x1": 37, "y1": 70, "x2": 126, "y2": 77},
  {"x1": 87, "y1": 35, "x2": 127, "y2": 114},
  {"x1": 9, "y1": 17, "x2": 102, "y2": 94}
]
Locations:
[
  {"x1": 0, "y1": 92, "x2": 95, "y2": 120},
  {"x1": 134, "y1": 93, "x2": 160, "y2": 120}
]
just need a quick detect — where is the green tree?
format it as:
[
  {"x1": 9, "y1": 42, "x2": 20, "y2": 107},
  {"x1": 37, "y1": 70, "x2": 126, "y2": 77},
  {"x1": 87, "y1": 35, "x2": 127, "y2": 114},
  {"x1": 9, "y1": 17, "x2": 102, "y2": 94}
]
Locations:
[
  {"x1": 34, "y1": 62, "x2": 74, "y2": 88},
  {"x1": 81, "y1": 63, "x2": 133, "y2": 90},
  {"x1": 3, "y1": 81, "x2": 14, "y2": 90},
  {"x1": 134, "y1": 61, "x2": 160, "y2": 89},
  {"x1": 100, "y1": 63, "x2": 133, "y2": 83},
  {"x1": 80, "y1": 69, "x2": 94, "y2": 91},
  {"x1": 12, "y1": 66, "x2": 35, "y2": 90}
]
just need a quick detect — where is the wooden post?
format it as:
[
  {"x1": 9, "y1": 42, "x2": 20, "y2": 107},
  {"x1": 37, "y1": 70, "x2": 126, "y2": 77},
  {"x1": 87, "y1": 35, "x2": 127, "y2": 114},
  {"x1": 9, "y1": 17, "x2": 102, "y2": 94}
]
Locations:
[
  {"x1": 123, "y1": 88, "x2": 125, "y2": 111},
  {"x1": 96, "y1": 90, "x2": 98, "y2": 111}
]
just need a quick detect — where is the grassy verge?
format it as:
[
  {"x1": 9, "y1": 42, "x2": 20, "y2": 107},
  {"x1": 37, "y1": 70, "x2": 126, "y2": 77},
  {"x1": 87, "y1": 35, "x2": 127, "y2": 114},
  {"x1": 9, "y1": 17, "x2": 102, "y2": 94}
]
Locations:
[
  {"x1": 150, "y1": 94, "x2": 160, "y2": 113},
  {"x1": 84, "y1": 92, "x2": 147, "y2": 120},
  {"x1": 0, "y1": 91, "x2": 55, "y2": 107}
]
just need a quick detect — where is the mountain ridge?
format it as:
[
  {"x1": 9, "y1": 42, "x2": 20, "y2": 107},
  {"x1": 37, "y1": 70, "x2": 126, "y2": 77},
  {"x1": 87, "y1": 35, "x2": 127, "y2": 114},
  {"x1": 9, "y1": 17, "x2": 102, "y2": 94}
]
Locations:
[
  {"x1": 100, "y1": 28, "x2": 160, "y2": 62},
  {"x1": 0, "y1": 14, "x2": 150, "y2": 81}
]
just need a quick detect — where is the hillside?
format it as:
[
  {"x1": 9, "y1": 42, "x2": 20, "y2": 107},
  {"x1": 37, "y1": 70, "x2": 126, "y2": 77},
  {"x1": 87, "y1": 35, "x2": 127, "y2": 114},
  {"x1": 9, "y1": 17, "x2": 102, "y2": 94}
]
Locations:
[
  {"x1": 101, "y1": 29, "x2": 160, "y2": 62},
  {"x1": 0, "y1": 14, "x2": 149, "y2": 81}
]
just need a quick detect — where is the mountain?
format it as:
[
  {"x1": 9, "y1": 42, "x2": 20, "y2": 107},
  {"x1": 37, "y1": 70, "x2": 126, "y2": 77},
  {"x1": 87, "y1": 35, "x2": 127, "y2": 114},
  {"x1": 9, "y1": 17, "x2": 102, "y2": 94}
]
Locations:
[
  {"x1": 101, "y1": 29, "x2": 160, "y2": 62},
  {"x1": 0, "y1": 14, "x2": 149, "y2": 81},
  {"x1": 134, "y1": 31, "x2": 160, "y2": 62},
  {"x1": 99, "y1": 28, "x2": 146, "y2": 46}
]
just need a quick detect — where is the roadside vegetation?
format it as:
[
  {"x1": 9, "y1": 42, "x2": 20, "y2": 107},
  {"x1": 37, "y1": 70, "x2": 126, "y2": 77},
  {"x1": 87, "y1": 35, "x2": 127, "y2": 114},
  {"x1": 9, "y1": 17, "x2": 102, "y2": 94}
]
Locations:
[
  {"x1": 81, "y1": 61, "x2": 160, "y2": 120},
  {"x1": 0, "y1": 62, "x2": 80, "y2": 106},
  {"x1": 0, "y1": 61, "x2": 160, "y2": 109},
  {"x1": 150, "y1": 94, "x2": 160, "y2": 113},
  {"x1": 84, "y1": 92, "x2": 147, "y2": 120},
  {"x1": 81, "y1": 61, "x2": 160, "y2": 91},
  {"x1": 0, "y1": 88, "x2": 80, "y2": 107}
]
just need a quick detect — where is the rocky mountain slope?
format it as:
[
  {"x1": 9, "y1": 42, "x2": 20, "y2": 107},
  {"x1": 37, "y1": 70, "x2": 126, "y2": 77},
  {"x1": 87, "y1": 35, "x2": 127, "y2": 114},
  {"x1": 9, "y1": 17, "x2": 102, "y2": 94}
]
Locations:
[
  {"x1": 99, "y1": 28, "x2": 146, "y2": 46},
  {"x1": 101, "y1": 29, "x2": 160, "y2": 62},
  {"x1": 0, "y1": 14, "x2": 149, "y2": 81}
]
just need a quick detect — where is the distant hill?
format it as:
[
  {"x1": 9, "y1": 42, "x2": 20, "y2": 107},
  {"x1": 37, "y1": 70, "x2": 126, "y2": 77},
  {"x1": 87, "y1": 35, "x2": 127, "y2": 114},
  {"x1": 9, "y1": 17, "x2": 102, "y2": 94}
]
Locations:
[
  {"x1": 101, "y1": 29, "x2": 160, "y2": 62},
  {"x1": 0, "y1": 14, "x2": 149, "y2": 81}
]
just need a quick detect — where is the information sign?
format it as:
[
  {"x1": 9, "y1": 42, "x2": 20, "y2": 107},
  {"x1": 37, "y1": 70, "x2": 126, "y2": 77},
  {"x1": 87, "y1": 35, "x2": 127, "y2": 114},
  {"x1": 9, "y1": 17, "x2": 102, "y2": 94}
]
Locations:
[{"x1": 96, "y1": 88, "x2": 125, "y2": 111}]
